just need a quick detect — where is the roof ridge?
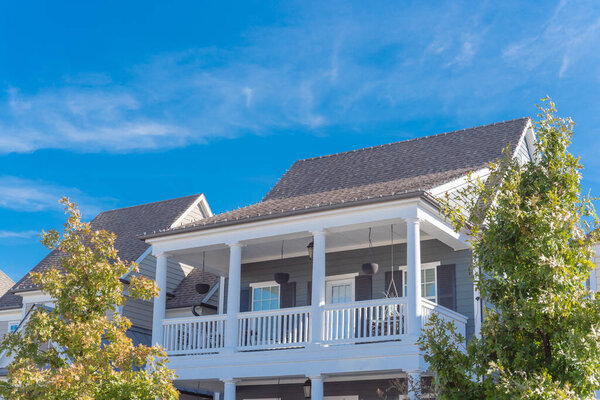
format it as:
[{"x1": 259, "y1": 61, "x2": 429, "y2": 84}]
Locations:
[
  {"x1": 97, "y1": 193, "x2": 203, "y2": 215},
  {"x1": 297, "y1": 117, "x2": 531, "y2": 163}
]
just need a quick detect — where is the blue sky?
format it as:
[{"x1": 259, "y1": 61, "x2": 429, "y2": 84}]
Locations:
[{"x1": 1, "y1": 0, "x2": 599, "y2": 281}]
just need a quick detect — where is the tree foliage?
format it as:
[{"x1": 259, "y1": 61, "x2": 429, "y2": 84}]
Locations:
[
  {"x1": 0, "y1": 198, "x2": 179, "y2": 400},
  {"x1": 419, "y1": 99, "x2": 600, "y2": 399}
]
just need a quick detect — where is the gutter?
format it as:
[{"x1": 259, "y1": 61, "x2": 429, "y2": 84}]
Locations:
[{"x1": 140, "y1": 190, "x2": 441, "y2": 240}]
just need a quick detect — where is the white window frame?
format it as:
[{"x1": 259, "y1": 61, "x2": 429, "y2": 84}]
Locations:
[
  {"x1": 325, "y1": 273, "x2": 358, "y2": 304},
  {"x1": 249, "y1": 281, "x2": 281, "y2": 312},
  {"x1": 398, "y1": 262, "x2": 440, "y2": 302},
  {"x1": 8, "y1": 320, "x2": 20, "y2": 333}
]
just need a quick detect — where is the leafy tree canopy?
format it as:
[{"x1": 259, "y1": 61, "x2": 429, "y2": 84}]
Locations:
[
  {"x1": 419, "y1": 99, "x2": 600, "y2": 399},
  {"x1": 0, "y1": 198, "x2": 179, "y2": 400}
]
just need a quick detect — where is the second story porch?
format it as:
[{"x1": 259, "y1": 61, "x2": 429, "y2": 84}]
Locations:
[{"x1": 143, "y1": 195, "x2": 474, "y2": 380}]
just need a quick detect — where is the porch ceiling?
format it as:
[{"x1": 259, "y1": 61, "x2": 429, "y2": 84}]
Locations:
[{"x1": 166, "y1": 223, "x2": 434, "y2": 275}]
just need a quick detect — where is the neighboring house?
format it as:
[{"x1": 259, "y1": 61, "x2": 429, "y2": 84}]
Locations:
[
  {"x1": 0, "y1": 194, "x2": 219, "y2": 380},
  {"x1": 0, "y1": 271, "x2": 13, "y2": 299},
  {"x1": 141, "y1": 118, "x2": 536, "y2": 400}
]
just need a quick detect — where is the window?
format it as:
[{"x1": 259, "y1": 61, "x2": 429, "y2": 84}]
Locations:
[
  {"x1": 250, "y1": 282, "x2": 280, "y2": 311},
  {"x1": 400, "y1": 262, "x2": 439, "y2": 301},
  {"x1": 8, "y1": 321, "x2": 19, "y2": 333}
]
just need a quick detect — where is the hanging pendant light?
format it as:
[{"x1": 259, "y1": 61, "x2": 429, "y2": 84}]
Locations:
[
  {"x1": 306, "y1": 240, "x2": 314, "y2": 259},
  {"x1": 303, "y1": 379, "x2": 312, "y2": 398},
  {"x1": 362, "y1": 227, "x2": 379, "y2": 275},
  {"x1": 274, "y1": 240, "x2": 290, "y2": 284},
  {"x1": 195, "y1": 251, "x2": 210, "y2": 295}
]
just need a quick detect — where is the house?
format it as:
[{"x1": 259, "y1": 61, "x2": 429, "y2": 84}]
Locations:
[
  {"x1": 0, "y1": 271, "x2": 13, "y2": 300},
  {"x1": 0, "y1": 194, "x2": 219, "y2": 378},
  {"x1": 141, "y1": 118, "x2": 536, "y2": 400}
]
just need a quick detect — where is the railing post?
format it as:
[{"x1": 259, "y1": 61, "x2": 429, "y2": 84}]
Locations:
[
  {"x1": 225, "y1": 243, "x2": 242, "y2": 352},
  {"x1": 151, "y1": 252, "x2": 168, "y2": 347},
  {"x1": 406, "y1": 217, "x2": 422, "y2": 338},
  {"x1": 310, "y1": 231, "x2": 326, "y2": 347}
]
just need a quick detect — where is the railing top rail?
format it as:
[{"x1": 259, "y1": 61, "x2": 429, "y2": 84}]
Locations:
[
  {"x1": 421, "y1": 298, "x2": 468, "y2": 324},
  {"x1": 162, "y1": 314, "x2": 227, "y2": 325},
  {"x1": 322, "y1": 297, "x2": 408, "y2": 310},
  {"x1": 237, "y1": 306, "x2": 312, "y2": 318}
]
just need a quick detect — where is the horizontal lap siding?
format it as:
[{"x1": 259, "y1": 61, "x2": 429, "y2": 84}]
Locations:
[
  {"x1": 176, "y1": 203, "x2": 206, "y2": 226},
  {"x1": 0, "y1": 321, "x2": 8, "y2": 339},
  {"x1": 240, "y1": 239, "x2": 474, "y2": 338},
  {"x1": 123, "y1": 255, "x2": 195, "y2": 330}
]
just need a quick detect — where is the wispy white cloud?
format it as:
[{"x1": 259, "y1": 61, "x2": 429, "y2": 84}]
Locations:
[
  {"x1": 0, "y1": 230, "x2": 40, "y2": 239},
  {"x1": 0, "y1": 176, "x2": 115, "y2": 217},
  {"x1": 0, "y1": 1, "x2": 598, "y2": 154},
  {"x1": 502, "y1": 0, "x2": 600, "y2": 78}
]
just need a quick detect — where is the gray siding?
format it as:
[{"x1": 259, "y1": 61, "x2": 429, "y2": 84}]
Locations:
[
  {"x1": 176, "y1": 203, "x2": 207, "y2": 226},
  {"x1": 123, "y1": 298, "x2": 153, "y2": 330},
  {"x1": 123, "y1": 255, "x2": 195, "y2": 330},
  {"x1": 0, "y1": 320, "x2": 8, "y2": 339},
  {"x1": 240, "y1": 239, "x2": 475, "y2": 338}
]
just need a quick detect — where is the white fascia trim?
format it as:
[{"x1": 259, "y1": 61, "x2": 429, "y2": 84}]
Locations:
[
  {"x1": 512, "y1": 119, "x2": 535, "y2": 161},
  {"x1": 19, "y1": 290, "x2": 52, "y2": 304},
  {"x1": 149, "y1": 198, "x2": 467, "y2": 256},
  {"x1": 121, "y1": 246, "x2": 153, "y2": 281},
  {"x1": 428, "y1": 167, "x2": 490, "y2": 197}
]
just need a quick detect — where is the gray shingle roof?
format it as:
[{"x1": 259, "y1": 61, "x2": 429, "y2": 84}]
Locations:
[
  {"x1": 167, "y1": 268, "x2": 220, "y2": 309},
  {"x1": 11, "y1": 194, "x2": 203, "y2": 295},
  {"x1": 143, "y1": 117, "x2": 530, "y2": 239}
]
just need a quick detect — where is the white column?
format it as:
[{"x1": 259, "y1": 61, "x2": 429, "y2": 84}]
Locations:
[
  {"x1": 310, "y1": 376, "x2": 324, "y2": 400},
  {"x1": 218, "y1": 276, "x2": 226, "y2": 314},
  {"x1": 310, "y1": 231, "x2": 326, "y2": 346},
  {"x1": 151, "y1": 252, "x2": 168, "y2": 346},
  {"x1": 222, "y1": 379, "x2": 237, "y2": 400},
  {"x1": 214, "y1": 392, "x2": 222, "y2": 400},
  {"x1": 406, "y1": 218, "x2": 422, "y2": 337},
  {"x1": 225, "y1": 243, "x2": 242, "y2": 351}
]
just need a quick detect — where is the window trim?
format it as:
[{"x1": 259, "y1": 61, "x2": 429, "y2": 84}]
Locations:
[
  {"x1": 325, "y1": 273, "x2": 358, "y2": 304},
  {"x1": 249, "y1": 281, "x2": 281, "y2": 312},
  {"x1": 398, "y1": 262, "x2": 440, "y2": 302},
  {"x1": 8, "y1": 320, "x2": 20, "y2": 333}
]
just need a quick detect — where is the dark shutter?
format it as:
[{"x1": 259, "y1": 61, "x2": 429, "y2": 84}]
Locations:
[
  {"x1": 307, "y1": 281, "x2": 312, "y2": 305},
  {"x1": 240, "y1": 287, "x2": 251, "y2": 312},
  {"x1": 385, "y1": 270, "x2": 403, "y2": 298},
  {"x1": 437, "y1": 264, "x2": 456, "y2": 311},
  {"x1": 355, "y1": 275, "x2": 372, "y2": 301},
  {"x1": 280, "y1": 282, "x2": 296, "y2": 308}
]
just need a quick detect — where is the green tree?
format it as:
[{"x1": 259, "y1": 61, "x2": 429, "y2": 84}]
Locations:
[
  {"x1": 0, "y1": 198, "x2": 179, "y2": 400},
  {"x1": 419, "y1": 99, "x2": 600, "y2": 399}
]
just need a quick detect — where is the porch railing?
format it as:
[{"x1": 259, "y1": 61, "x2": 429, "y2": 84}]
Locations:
[
  {"x1": 237, "y1": 306, "x2": 311, "y2": 351},
  {"x1": 322, "y1": 297, "x2": 408, "y2": 344},
  {"x1": 421, "y1": 298, "x2": 468, "y2": 339},
  {"x1": 162, "y1": 298, "x2": 468, "y2": 356},
  {"x1": 162, "y1": 315, "x2": 226, "y2": 355}
]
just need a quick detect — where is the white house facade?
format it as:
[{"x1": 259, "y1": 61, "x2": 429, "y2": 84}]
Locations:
[{"x1": 142, "y1": 118, "x2": 535, "y2": 400}]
